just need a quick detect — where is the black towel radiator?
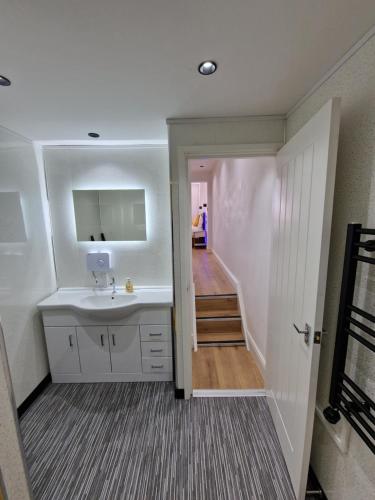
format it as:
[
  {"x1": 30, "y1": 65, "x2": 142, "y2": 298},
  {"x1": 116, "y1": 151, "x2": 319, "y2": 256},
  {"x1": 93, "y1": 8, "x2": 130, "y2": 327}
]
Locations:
[{"x1": 324, "y1": 223, "x2": 375, "y2": 454}]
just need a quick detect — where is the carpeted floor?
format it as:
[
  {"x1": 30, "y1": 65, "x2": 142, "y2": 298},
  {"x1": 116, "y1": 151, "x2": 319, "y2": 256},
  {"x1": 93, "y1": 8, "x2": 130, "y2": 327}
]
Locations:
[{"x1": 20, "y1": 382, "x2": 295, "y2": 500}]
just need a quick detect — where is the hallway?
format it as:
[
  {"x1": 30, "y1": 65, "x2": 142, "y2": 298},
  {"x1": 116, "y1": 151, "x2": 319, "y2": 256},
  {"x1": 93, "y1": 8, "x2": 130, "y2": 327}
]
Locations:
[
  {"x1": 192, "y1": 249, "x2": 264, "y2": 390},
  {"x1": 193, "y1": 249, "x2": 245, "y2": 345},
  {"x1": 192, "y1": 248, "x2": 235, "y2": 296},
  {"x1": 192, "y1": 346, "x2": 264, "y2": 389}
]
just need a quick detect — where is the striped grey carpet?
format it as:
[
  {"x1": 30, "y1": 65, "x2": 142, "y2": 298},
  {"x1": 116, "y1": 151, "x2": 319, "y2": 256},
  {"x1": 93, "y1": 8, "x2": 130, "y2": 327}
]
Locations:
[{"x1": 20, "y1": 383, "x2": 295, "y2": 500}]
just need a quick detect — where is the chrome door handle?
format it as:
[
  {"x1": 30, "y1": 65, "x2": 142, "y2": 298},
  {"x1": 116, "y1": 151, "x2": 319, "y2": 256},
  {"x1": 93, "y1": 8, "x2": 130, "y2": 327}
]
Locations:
[
  {"x1": 293, "y1": 323, "x2": 310, "y2": 345},
  {"x1": 293, "y1": 323, "x2": 309, "y2": 335}
]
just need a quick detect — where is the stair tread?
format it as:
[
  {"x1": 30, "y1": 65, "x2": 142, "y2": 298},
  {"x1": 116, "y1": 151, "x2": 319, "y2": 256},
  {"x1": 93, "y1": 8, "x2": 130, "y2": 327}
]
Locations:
[{"x1": 196, "y1": 310, "x2": 240, "y2": 318}]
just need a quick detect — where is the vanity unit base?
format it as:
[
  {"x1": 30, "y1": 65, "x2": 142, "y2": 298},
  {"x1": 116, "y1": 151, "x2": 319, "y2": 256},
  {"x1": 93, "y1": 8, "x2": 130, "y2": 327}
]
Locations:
[
  {"x1": 51, "y1": 372, "x2": 173, "y2": 383},
  {"x1": 41, "y1": 307, "x2": 173, "y2": 384}
]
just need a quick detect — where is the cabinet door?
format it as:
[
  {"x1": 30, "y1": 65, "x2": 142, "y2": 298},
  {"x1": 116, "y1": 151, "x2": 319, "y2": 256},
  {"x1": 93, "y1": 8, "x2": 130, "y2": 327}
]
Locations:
[
  {"x1": 108, "y1": 326, "x2": 142, "y2": 373},
  {"x1": 76, "y1": 326, "x2": 111, "y2": 373},
  {"x1": 45, "y1": 327, "x2": 81, "y2": 374}
]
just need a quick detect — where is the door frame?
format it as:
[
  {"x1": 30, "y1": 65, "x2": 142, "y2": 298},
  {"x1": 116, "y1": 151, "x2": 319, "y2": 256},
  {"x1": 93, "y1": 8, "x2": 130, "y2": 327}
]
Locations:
[{"x1": 171, "y1": 142, "x2": 283, "y2": 399}]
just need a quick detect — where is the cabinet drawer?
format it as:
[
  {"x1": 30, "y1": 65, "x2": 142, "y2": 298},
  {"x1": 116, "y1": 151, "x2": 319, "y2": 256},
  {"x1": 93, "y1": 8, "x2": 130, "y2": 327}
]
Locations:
[
  {"x1": 140, "y1": 325, "x2": 171, "y2": 342},
  {"x1": 141, "y1": 341, "x2": 172, "y2": 358},
  {"x1": 142, "y1": 357, "x2": 172, "y2": 373}
]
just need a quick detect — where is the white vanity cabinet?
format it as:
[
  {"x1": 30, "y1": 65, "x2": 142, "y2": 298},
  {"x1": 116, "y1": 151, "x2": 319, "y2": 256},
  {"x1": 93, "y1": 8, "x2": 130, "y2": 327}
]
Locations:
[
  {"x1": 108, "y1": 325, "x2": 142, "y2": 373},
  {"x1": 44, "y1": 326, "x2": 81, "y2": 375},
  {"x1": 42, "y1": 307, "x2": 173, "y2": 383},
  {"x1": 77, "y1": 326, "x2": 111, "y2": 374}
]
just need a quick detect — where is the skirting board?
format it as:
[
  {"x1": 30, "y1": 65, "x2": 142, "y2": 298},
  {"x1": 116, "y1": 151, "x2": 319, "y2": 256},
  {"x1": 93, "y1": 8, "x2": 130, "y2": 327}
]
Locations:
[
  {"x1": 193, "y1": 389, "x2": 266, "y2": 397},
  {"x1": 17, "y1": 373, "x2": 52, "y2": 418},
  {"x1": 244, "y1": 326, "x2": 266, "y2": 378},
  {"x1": 315, "y1": 404, "x2": 350, "y2": 454},
  {"x1": 211, "y1": 249, "x2": 266, "y2": 377}
]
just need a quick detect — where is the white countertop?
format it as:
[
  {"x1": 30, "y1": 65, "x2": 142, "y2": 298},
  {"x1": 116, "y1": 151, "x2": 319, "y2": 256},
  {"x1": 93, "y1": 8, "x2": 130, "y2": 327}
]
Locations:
[{"x1": 37, "y1": 287, "x2": 173, "y2": 315}]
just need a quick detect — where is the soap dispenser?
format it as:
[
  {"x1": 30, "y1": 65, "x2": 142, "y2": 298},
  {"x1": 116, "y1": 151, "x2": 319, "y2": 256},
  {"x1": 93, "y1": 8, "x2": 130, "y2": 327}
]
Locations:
[{"x1": 125, "y1": 278, "x2": 134, "y2": 293}]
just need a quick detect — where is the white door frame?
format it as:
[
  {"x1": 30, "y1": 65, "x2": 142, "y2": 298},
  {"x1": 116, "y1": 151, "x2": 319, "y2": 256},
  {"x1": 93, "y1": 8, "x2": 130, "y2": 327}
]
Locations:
[{"x1": 172, "y1": 142, "x2": 283, "y2": 399}]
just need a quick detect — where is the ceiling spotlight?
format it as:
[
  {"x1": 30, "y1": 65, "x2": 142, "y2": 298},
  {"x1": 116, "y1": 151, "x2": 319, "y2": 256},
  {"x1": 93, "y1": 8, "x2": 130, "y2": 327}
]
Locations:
[
  {"x1": 88, "y1": 132, "x2": 100, "y2": 138},
  {"x1": 0, "y1": 75, "x2": 11, "y2": 86},
  {"x1": 198, "y1": 61, "x2": 217, "y2": 76}
]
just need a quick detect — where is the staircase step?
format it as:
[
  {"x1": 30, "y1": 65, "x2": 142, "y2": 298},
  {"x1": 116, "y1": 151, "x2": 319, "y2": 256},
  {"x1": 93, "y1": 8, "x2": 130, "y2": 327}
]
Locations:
[
  {"x1": 195, "y1": 294, "x2": 239, "y2": 315},
  {"x1": 197, "y1": 332, "x2": 245, "y2": 343},
  {"x1": 197, "y1": 317, "x2": 242, "y2": 334}
]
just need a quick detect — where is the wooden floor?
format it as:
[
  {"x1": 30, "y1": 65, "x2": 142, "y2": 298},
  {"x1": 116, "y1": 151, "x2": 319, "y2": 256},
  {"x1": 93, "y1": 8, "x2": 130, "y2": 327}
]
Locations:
[
  {"x1": 192, "y1": 249, "x2": 235, "y2": 296},
  {"x1": 192, "y1": 346, "x2": 264, "y2": 389}
]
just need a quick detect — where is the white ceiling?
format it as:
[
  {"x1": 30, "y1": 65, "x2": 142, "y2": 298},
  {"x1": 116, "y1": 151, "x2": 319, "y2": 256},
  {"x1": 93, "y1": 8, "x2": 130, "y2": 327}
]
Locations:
[{"x1": 1, "y1": 1, "x2": 375, "y2": 140}]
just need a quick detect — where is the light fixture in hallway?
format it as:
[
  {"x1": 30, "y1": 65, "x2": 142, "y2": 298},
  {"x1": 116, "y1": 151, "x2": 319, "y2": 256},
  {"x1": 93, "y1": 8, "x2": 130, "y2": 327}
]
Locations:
[
  {"x1": 198, "y1": 61, "x2": 217, "y2": 76},
  {"x1": 0, "y1": 75, "x2": 11, "y2": 86}
]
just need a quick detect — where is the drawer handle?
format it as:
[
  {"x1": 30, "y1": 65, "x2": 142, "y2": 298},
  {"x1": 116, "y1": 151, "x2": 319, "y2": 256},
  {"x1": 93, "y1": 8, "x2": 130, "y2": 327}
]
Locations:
[
  {"x1": 152, "y1": 364, "x2": 164, "y2": 369},
  {"x1": 150, "y1": 348, "x2": 163, "y2": 353},
  {"x1": 149, "y1": 332, "x2": 162, "y2": 337},
  {"x1": 68, "y1": 334, "x2": 73, "y2": 348},
  {"x1": 100, "y1": 334, "x2": 105, "y2": 347},
  {"x1": 112, "y1": 334, "x2": 116, "y2": 346}
]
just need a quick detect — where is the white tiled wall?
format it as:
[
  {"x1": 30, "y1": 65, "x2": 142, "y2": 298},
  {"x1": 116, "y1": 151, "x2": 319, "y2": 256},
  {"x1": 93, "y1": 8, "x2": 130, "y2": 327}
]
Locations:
[
  {"x1": 44, "y1": 146, "x2": 173, "y2": 289},
  {"x1": 0, "y1": 128, "x2": 56, "y2": 405}
]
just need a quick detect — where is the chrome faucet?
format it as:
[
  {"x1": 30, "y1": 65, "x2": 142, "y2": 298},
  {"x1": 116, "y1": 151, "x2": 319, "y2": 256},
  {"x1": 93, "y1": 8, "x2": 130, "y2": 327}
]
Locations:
[{"x1": 110, "y1": 276, "x2": 116, "y2": 296}]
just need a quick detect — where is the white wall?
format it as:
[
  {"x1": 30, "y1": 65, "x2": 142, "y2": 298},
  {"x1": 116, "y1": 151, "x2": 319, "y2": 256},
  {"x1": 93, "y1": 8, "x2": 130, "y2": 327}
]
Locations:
[
  {"x1": 210, "y1": 157, "x2": 277, "y2": 364},
  {"x1": 287, "y1": 34, "x2": 375, "y2": 500},
  {"x1": 0, "y1": 127, "x2": 56, "y2": 406},
  {"x1": 44, "y1": 146, "x2": 173, "y2": 288}
]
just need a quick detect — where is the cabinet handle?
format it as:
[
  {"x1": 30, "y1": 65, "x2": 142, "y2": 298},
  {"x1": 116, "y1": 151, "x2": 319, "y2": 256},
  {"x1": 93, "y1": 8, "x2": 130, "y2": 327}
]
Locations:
[
  {"x1": 149, "y1": 332, "x2": 162, "y2": 337},
  {"x1": 112, "y1": 334, "x2": 116, "y2": 346},
  {"x1": 68, "y1": 335, "x2": 73, "y2": 348},
  {"x1": 100, "y1": 334, "x2": 105, "y2": 347},
  {"x1": 152, "y1": 364, "x2": 164, "y2": 369},
  {"x1": 150, "y1": 348, "x2": 163, "y2": 353}
]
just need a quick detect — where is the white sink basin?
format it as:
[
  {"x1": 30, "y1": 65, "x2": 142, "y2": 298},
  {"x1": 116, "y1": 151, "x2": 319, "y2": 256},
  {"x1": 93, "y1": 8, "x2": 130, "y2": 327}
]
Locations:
[
  {"x1": 80, "y1": 293, "x2": 138, "y2": 309},
  {"x1": 78, "y1": 293, "x2": 138, "y2": 319},
  {"x1": 37, "y1": 287, "x2": 173, "y2": 320}
]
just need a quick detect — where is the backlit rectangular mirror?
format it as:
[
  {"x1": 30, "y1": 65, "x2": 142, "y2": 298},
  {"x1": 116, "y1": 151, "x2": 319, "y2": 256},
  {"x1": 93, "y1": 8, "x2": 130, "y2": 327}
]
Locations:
[{"x1": 73, "y1": 189, "x2": 146, "y2": 241}]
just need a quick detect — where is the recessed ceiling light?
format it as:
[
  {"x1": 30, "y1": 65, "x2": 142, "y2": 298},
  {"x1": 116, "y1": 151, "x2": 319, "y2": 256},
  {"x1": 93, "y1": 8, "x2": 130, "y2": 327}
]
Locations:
[
  {"x1": 198, "y1": 61, "x2": 217, "y2": 76},
  {"x1": 88, "y1": 132, "x2": 100, "y2": 138},
  {"x1": 0, "y1": 75, "x2": 11, "y2": 86}
]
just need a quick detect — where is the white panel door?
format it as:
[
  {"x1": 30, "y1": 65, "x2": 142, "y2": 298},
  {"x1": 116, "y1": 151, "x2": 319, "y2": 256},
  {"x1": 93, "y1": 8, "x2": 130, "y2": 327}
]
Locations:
[
  {"x1": 44, "y1": 327, "x2": 81, "y2": 374},
  {"x1": 267, "y1": 98, "x2": 341, "y2": 500},
  {"x1": 191, "y1": 182, "x2": 200, "y2": 218},
  {"x1": 108, "y1": 325, "x2": 142, "y2": 373},
  {"x1": 76, "y1": 326, "x2": 111, "y2": 373}
]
